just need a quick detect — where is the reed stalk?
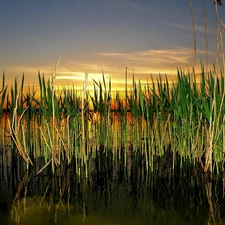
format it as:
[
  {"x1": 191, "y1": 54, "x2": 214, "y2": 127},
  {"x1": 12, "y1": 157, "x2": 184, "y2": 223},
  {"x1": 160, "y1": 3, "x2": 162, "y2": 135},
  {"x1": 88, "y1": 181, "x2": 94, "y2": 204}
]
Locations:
[
  {"x1": 7, "y1": 94, "x2": 33, "y2": 167},
  {"x1": 1, "y1": 66, "x2": 225, "y2": 174},
  {"x1": 0, "y1": 72, "x2": 7, "y2": 117},
  {"x1": 81, "y1": 70, "x2": 88, "y2": 167},
  {"x1": 190, "y1": 0, "x2": 197, "y2": 68}
]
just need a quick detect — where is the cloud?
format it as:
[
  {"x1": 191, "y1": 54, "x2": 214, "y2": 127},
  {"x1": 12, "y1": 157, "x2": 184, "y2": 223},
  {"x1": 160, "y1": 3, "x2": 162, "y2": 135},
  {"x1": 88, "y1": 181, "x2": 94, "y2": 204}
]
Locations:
[
  {"x1": 165, "y1": 21, "x2": 217, "y2": 35},
  {"x1": 93, "y1": 47, "x2": 193, "y2": 71},
  {"x1": 1, "y1": 47, "x2": 218, "y2": 92},
  {"x1": 52, "y1": 47, "x2": 218, "y2": 91}
]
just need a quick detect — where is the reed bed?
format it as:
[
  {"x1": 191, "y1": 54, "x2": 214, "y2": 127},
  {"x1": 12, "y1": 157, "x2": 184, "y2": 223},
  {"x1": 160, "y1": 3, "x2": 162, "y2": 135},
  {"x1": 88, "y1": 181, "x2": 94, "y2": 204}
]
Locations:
[{"x1": 1, "y1": 67, "x2": 225, "y2": 174}]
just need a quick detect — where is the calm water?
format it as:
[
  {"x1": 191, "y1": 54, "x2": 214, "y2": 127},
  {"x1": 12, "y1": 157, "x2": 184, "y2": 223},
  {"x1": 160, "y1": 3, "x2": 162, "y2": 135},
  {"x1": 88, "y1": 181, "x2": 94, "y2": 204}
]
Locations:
[{"x1": 1, "y1": 147, "x2": 225, "y2": 225}]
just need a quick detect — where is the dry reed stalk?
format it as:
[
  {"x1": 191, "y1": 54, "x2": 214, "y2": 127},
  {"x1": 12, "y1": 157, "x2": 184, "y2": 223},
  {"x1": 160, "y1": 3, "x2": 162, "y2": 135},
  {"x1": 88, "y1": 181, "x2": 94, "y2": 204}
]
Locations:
[
  {"x1": 51, "y1": 57, "x2": 61, "y2": 173},
  {"x1": 190, "y1": 0, "x2": 197, "y2": 68},
  {"x1": 221, "y1": 20, "x2": 225, "y2": 74},
  {"x1": 215, "y1": 1, "x2": 222, "y2": 72},
  {"x1": 202, "y1": 0, "x2": 209, "y2": 72},
  {"x1": 8, "y1": 94, "x2": 33, "y2": 166},
  {"x1": 36, "y1": 158, "x2": 52, "y2": 175},
  {"x1": 203, "y1": 2, "x2": 224, "y2": 172},
  {"x1": 36, "y1": 128, "x2": 55, "y2": 175},
  {"x1": 36, "y1": 124, "x2": 60, "y2": 175},
  {"x1": 81, "y1": 70, "x2": 88, "y2": 166},
  {"x1": 55, "y1": 126, "x2": 71, "y2": 165},
  {"x1": 205, "y1": 32, "x2": 219, "y2": 172},
  {"x1": 39, "y1": 126, "x2": 52, "y2": 153},
  {"x1": 52, "y1": 57, "x2": 61, "y2": 128}
]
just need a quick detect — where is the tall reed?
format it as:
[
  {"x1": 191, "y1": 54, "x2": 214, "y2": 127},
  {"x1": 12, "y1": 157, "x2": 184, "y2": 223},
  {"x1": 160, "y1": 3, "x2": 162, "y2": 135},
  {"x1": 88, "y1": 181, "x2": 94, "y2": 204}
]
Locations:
[{"x1": 3, "y1": 67, "x2": 225, "y2": 174}]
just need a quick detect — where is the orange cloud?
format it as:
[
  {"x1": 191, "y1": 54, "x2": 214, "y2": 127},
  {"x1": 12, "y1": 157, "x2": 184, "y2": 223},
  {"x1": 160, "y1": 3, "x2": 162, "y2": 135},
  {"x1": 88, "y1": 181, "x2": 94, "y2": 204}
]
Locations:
[{"x1": 1, "y1": 47, "x2": 218, "y2": 94}]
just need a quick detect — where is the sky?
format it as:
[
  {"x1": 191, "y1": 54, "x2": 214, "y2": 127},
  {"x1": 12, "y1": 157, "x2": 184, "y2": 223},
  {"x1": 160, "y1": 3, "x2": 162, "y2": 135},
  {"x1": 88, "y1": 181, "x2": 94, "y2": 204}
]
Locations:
[{"x1": 0, "y1": 0, "x2": 224, "y2": 92}]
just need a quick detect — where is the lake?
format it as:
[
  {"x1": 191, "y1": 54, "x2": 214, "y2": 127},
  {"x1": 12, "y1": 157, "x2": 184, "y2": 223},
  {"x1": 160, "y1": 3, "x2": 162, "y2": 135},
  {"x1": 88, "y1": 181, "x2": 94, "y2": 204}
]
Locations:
[{"x1": 1, "y1": 147, "x2": 225, "y2": 225}]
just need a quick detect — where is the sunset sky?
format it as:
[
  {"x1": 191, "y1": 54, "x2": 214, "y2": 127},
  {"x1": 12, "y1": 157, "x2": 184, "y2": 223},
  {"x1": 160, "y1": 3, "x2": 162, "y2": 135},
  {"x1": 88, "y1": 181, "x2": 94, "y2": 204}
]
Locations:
[{"x1": 0, "y1": 0, "x2": 224, "y2": 91}]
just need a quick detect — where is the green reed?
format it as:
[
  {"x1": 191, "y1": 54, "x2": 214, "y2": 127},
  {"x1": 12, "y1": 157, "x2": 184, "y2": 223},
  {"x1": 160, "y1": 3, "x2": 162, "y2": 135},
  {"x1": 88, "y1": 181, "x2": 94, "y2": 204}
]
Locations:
[
  {"x1": 2, "y1": 67, "x2": 225, "y2": 174},
  {"x1": 89, "y1": 73, "x2": 112, "y2": 153}
]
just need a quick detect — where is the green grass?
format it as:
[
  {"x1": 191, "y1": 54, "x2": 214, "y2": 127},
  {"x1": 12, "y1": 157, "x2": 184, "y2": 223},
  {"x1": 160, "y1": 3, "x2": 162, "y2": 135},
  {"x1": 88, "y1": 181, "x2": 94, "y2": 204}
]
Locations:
[{"x1": 2, "y1": 67, "x2": 225, "y2": 174}]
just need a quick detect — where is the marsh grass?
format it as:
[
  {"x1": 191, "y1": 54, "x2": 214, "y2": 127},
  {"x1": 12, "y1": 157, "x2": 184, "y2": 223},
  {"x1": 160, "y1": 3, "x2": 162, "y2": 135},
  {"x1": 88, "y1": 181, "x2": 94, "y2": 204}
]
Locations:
[{"x1": 2, "y1": 67, "x2": 225, "y2": 174}]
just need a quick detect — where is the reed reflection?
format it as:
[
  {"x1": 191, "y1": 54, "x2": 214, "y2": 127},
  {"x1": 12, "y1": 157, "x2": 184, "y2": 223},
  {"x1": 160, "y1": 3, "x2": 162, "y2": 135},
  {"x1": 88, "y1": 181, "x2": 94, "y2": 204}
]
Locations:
[{"x1": 1, "y1": 151, "x2": 225, "y2": 225}]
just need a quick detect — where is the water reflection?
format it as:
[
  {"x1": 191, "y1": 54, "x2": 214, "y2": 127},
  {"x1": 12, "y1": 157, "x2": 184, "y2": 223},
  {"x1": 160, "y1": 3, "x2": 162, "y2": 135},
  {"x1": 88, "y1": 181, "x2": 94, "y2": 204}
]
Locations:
[{"x1": 1, "y1": 150, "x2": 225, "y2": 225}]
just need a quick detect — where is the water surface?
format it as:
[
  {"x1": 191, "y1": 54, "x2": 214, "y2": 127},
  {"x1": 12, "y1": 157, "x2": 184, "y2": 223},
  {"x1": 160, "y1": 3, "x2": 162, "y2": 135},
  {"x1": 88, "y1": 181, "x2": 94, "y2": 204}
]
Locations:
[{"x1": 1, "y1": 149, "x2": 225, "y2": 225}]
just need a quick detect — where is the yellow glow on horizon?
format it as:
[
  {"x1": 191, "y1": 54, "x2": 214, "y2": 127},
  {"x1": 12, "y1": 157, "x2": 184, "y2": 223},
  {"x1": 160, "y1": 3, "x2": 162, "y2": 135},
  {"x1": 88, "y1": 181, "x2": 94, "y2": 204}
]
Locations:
[{"x1": 1, "y1": 46, "x2": 220, "y2": 95}]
